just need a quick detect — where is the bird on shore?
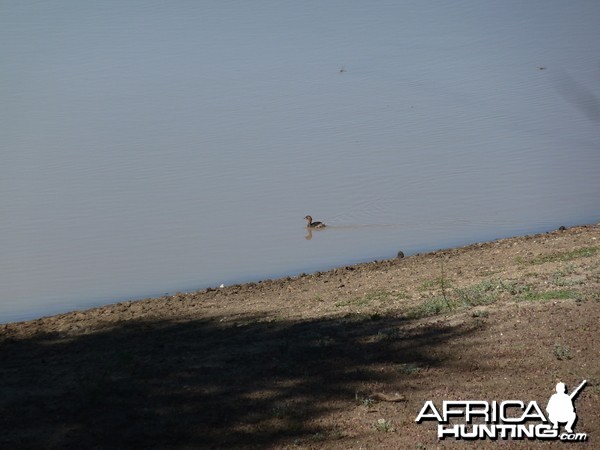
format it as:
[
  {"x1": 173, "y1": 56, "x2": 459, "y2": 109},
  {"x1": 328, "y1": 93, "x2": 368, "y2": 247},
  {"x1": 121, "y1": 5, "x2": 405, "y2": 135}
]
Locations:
[{"x1": 305, "y1": 215, "x2": 326, "y2": 229}]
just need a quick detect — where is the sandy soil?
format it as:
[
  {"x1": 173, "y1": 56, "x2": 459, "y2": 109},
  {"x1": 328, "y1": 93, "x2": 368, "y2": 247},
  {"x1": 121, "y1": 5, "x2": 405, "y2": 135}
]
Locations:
[{"x1": 1, "y1": 223, "x2": 599, "y2": 449}]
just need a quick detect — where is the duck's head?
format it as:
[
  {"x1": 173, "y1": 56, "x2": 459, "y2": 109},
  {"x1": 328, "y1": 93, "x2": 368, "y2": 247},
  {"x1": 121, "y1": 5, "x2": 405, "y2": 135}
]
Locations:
[{"x1": 304, "y1": 215, "x2": 313, "y2": 222}]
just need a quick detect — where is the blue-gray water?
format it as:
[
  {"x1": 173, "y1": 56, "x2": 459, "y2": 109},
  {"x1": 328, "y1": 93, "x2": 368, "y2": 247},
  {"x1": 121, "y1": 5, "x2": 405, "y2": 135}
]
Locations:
[{"x1": 2, "y1": 1, "x2": 599, "y2": 323}]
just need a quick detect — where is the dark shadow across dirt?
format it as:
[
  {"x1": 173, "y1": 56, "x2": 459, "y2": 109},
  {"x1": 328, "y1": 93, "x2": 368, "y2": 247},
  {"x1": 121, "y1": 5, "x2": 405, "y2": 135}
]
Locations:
[{"x1": 1, "y1": 313, "x2": 475, "y2": 448}]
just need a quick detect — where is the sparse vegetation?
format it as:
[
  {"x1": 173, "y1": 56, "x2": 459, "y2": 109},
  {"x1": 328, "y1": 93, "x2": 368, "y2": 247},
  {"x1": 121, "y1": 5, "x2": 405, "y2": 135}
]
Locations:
[
  {"x1": 334, "y1": 297, "x2": 372, "y2": 308},
  {"x1": 419, "y1": 277, "x2": 454, "y2": 292},
  {"x1": 355, "y1": 392, "x2": 375, "y2": 408},
  {"x1": 408, "y1": 278, "x2": 525, "y2": 318},
  {"x1": 454, "y1": 279, "x2": 505, "y2": 305},
  {"x1": 550, "y1": 268, "x2": 585, "y2": 287},
  {"x1": 362, "y1": 398, "x2": 375, "y2": 408},
  {"x1": 471, "y1": 317, "x2": 486, "y2": 329},
  {"x1": 522, "y1": 246, "x2": 599, "y2": 265},
  {"x1": 374, "y1": 418, "x2": 394, "y2": 432},
  {"x1": 519, "y1": 289, "x2": 579, "y2": 301},
  {"x1": 398, "y1": 363, "x2": 421, "y2": 375},
  {"x1": 336, "y1": 290, "x2": 408, "y2": 308},
  {"x1": 553, "y1": 343, "x2": 572, "y2": 361},
  {"x1": 407, "y1": 296, "x2": 452, "y2": 318},
  {"x1": 377, "y1": 327, "x2": 402, "y2": 341},
  {"x1": 408, "y1": 269, "x2": 589, "y2": 318}
]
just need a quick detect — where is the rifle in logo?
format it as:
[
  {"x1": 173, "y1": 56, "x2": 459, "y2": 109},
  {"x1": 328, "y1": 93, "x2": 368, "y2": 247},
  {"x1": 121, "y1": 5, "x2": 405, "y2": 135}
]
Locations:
[{"x1": 569, "y1": 380, "x2": 587, "y2": 400}]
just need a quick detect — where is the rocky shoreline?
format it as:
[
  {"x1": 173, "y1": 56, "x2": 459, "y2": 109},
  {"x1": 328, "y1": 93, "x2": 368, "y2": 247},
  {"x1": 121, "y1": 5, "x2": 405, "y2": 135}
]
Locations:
[{"x1": 1, "y1": 223, "x2": 599, "y2": 448}]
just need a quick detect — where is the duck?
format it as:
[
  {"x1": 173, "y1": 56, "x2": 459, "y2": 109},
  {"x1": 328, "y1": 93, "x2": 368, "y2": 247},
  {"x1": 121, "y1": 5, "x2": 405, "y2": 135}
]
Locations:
[{"x1": 305, "y1": 215, "x2": 326, "y2": 229}]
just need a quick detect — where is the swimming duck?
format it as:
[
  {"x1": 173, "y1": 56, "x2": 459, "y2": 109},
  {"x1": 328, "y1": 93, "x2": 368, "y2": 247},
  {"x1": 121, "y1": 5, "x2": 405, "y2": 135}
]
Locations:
[{"x1": 305, "y1": 215, "x2": 326, "y2": 229}]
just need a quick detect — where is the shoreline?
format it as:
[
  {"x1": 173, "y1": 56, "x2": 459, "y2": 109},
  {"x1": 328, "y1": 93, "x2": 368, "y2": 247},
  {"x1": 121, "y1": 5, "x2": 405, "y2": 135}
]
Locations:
[
  {"x1": 2, "y1": 222, "x2": 599, "y2": 448},
  {"x1": 2, "y1": 222, "x2": 598, "y2": 332},
  {"x1": 2, "y1": 221, "x2": 596, "y2": 327}
]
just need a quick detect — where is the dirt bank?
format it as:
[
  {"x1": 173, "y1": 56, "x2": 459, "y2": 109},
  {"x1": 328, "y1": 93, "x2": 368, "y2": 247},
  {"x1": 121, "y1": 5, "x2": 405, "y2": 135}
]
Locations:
[{"x1": 1, "y1": 223, "x2": 599, "y2": 448}]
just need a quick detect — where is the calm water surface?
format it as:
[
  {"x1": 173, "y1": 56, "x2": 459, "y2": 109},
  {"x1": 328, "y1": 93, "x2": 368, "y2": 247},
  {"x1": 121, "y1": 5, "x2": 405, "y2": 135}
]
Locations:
[{"x1": 2, "y1": 1, "x2": 599, "y2": 323}]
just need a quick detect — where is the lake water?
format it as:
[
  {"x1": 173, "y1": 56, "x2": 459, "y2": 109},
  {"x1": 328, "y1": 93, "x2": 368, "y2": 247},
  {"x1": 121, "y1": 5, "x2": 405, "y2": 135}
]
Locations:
[{"x1": 2, "y1": 1, "x2": 599, "y2": 323}]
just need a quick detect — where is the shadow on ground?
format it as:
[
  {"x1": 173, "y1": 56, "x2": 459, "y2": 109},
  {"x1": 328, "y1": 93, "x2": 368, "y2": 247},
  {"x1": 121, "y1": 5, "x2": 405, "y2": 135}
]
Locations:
[{"x1": 1, "y1": 312, "x2": 475, "y2": 448}]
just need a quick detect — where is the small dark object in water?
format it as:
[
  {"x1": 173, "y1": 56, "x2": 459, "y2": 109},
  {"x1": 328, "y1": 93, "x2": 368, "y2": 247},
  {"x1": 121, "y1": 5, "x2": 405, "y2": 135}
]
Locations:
[
  {"x1": 305, "y1": 215, "x2": 326, "y2": 229},
  {"x1": 397, "y1": 251, "x2": 405, "y2": 259},
  {"x1": 558, "y1": 226, "x2": 567, "y2": 231}
]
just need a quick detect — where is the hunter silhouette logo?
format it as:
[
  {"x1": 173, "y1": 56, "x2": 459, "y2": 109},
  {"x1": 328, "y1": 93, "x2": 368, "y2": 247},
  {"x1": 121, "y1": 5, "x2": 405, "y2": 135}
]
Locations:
[
  {"x1": 546, "y1": 380, "x2": 586, "y2": 434},
  {"x1": 416, "y1": 380, "x2": 588, "y2": 441}
]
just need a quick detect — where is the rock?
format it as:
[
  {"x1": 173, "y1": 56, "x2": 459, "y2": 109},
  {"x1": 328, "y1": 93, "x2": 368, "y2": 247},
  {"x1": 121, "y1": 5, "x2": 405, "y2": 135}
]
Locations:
[{"x1": 372, "y1": 392, "x2": 407, "y2": 402}]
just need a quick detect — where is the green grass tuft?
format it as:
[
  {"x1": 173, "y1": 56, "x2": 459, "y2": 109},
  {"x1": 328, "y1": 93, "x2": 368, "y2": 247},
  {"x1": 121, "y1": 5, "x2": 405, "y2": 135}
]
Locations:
[{"x1": 518, "y1": 289, "x2": 579, "y2": 301}]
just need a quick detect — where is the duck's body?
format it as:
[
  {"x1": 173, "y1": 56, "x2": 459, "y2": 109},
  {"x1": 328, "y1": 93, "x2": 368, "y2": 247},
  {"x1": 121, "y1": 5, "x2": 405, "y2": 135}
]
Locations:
[{"x1": 305, "y1": 215, "x2": 326, "y2": 229}]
